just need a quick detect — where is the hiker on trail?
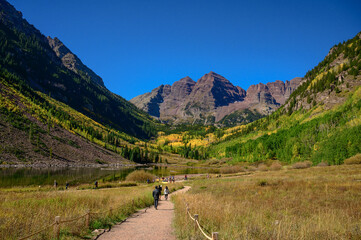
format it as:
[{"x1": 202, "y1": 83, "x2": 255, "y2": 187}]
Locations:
[
  {"x1": 184, "y1": 175, "x2": 187, "y2": 180},
  {"x1": 147, "y1": 179, "x2": 150, "y2": 184},
  {"x1": 164, "y1": 186, "x2": 169, "y2": 200},
  {"x1": 54, "y1": 180, "x2": 58, "y2": 188},
  {"x1": 159, "y1": 185, "x2": 162, "y2": 200},
  {"x1": 153, "y1": 186, "x2": 160, "y2": 210},
  {"x1": 172, "y1": 176, "x2": 175, "y2": 183},
  {"x1": 65, "y1": 182, "x2": 69, "y2": 190},
  {"x1": 95, "y1": 180, "x2": 98, "y2": 189}
]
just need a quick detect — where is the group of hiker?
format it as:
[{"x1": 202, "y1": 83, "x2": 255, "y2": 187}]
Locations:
[
  {"x1": 53, "y1": 180, "x2": 70, "y2": 189},
  {"x1": 152, "y1": 185, "x2": 170, "y2": 210},
  {"x1": 147, "y1": 175, "x2": 176, "y2": 184},
  {"x1": 162, "y1": 175, "x2": 176, "y2": 183}
]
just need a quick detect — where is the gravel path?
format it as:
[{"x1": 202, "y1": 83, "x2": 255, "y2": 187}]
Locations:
[{"x1": 97, "y1": 186, "x2": 190, "y2": 240}]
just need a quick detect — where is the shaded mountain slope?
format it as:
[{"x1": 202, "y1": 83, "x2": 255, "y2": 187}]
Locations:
[{"x1": 0, "y1": 0, "x2": 157, "y2": 140}]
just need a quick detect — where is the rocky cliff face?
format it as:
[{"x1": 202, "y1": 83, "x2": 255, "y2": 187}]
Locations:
[
  {"x1": 160, "y1": 76, "x2": 196, "y2": 120},
  {"x1": 130, "y1": 84, "x2": 171, "y2": 117},
  {"x1": 47, "y1": 37, "x2": 105, "y2": 87},
  {"x1": 131, "y1": 71, "x2": 302, "y2": 125}
]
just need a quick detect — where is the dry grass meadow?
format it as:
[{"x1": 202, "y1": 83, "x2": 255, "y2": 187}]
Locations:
[
  {"x1": 0, "y1": 182, "x2": 183, "y2": 239},
  {"x1": 173, "y1": 164, "x2": 361, "y2": 239}
]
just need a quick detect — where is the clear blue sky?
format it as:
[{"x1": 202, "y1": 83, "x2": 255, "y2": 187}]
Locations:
[{"x1": 8, "y1": 0, "x2": 361, "y2": 100}]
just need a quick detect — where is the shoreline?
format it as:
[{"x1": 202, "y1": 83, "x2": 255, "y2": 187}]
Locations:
[{"x1": 0, "y1": 162, "x2": 218, "y2": 170}]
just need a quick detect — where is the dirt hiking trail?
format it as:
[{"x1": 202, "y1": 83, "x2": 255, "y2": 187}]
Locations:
[{"x1": 97, "y1": 186, "x2": 190, "y2": 240}]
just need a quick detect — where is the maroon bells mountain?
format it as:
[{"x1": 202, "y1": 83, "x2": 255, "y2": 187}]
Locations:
[{"x1": 130, "y1": 71, "x2": 303, "y2": 125}]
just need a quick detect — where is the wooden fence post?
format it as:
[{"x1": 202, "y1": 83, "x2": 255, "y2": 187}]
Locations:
[
  {"x1": 54, "y1": 216, "x2": 60, "y2": 240},
  {"x1": 212, "y1": 232, "x2": 219, "y2": 240},
  {"x1": 194, "y1": 214, "x2": 198, "y2": 232},
  {"x1": 85, "y1": 210, "x2": 90, "y2": 228}
]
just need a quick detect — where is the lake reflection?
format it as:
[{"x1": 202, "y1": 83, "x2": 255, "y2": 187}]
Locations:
[{"x1": 0, "y1": 165, "x2": 217, "y2": 187}]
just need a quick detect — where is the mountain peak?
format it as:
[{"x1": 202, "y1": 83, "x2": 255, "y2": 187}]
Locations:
[
  {"x1": 197, "y1": 71, "x2": 230, "y2": 85},
  {"x1": 208, "y1": 71, "x2": 221, "y2": 75},
  {"x1": 206, "y1": 71, "x2": 224, "y2": 79},
  {"x1": 178, "y1": 76, "x2": 195, "y2": 83},
  {"x1": 132, "y1": 72, "x2": 302, "y2": 124}
]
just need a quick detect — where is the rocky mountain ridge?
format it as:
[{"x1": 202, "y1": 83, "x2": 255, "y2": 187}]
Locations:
[
  {"x1": 131, "y1": 71, "x2": 303, "y2": 125},
  {"x1": 47, "y1": 36, "x2": 105, "y2": 87}
]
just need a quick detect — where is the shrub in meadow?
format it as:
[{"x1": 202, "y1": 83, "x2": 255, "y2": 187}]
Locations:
[
  {"x1": 344, "y1": 154, "x2": 361, "y2": 165},
  {"x1": 125, "y1": 170, "x2": 155, "y2": 183},
  {"x1": 269, "y1": 161, "x2": 282, "y2": 171},
  {"x1": 257, "y1": 163, "x2": 268, "y2": 171},
  {"x1": 292, "y1": 160, "x2": 312, "y2": 169}
]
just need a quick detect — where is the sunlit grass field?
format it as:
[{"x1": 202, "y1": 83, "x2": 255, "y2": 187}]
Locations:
[
  {"x1": 0, "y1": 182, "x2": 183, "y2": 239},
  {"x1": 173, "y1": 165, "x2": 361, "y2": 239}
]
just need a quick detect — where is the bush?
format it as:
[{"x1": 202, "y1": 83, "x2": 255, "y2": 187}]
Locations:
[
  {"x1": 220, "y1": 165, "x2": 245, "y2": 174},
  {"x1": 269, "y1": 161, "x2": 282, "y2": 171},
  {"x1": 344, "y1": 154, "x2": 361, "y2": 165},
  {"x1": 257, "y1": 163, "x2": 268, "y2": 171},
  {"x1": 292, "y1": 161, "x2": 312, "y2": 169},
  {"x1": 258, "y1": 180, "x2": 268, "y2": 186},
  {"x1": 317, "y1": 161, "x2": 329, "y2": 167},
  {"x1": 125, "y1": 170, "x2": 155, "y2": 183}
]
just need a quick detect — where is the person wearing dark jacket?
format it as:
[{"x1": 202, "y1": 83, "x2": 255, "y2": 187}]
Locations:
[
  {"x1": 152, "y1": 186, "x2": 160, "y2": 210},
  {"x1": 159, "y1": 185, "x2": 162, "y2": 200}
]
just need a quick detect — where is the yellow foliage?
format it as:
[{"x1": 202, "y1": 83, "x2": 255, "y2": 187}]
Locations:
[
  {"x1": 313, "y1": 143, "x2": 319, "y2": 151},
  {"x1": 157, "y1": 139, "x2": 166, "y2": 146},
  {"x1": 188, "y1": 138, "x2": 208, "y2": 147},
  {"x1": 170, "y1": 142, "x2": 183, "y2": 148},
  {"x1": 347, "y1": 117, "x2": 361, "y2": 127},
  {"x1": 267, "y1": 129, "x2": 277, "y2": 135}
]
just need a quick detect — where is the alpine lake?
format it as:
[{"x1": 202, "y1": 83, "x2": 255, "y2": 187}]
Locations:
[{"x1": 0, "y1": 165, "x2": 218, "y2": 188}]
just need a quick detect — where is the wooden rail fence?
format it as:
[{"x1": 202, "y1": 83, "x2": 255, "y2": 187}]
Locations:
[
  {"x1": 18, "y1": 188, "x2": 216, "y2": 239},
  {"x1": 184, "y1": 199, "x2": 219, "y2": 240},
  {"x1": 18, "y1": 200, "x2": 135, "y2": 240}
]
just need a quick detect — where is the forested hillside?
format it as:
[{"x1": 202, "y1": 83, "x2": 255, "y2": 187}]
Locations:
[
  {"x1": 0, "y1": 74, "x2": 169, "y2": 165},
  {"x1": 0, "y1": 0, "x2": 157, "y2": 140},
  {"x1": 209, "y1": 32, "x2": 361, "y2": 165},
  {"x1": 0, "y1": 0, "x2": 168, "y2": 165}
]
